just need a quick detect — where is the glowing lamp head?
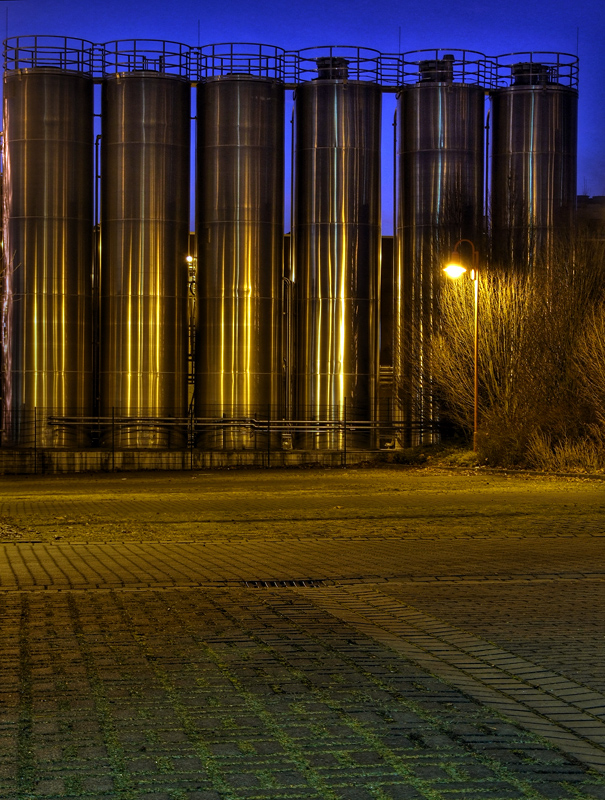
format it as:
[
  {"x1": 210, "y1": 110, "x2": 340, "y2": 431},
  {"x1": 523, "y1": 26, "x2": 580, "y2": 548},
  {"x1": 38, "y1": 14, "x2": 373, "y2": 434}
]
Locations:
[
  {"x1": 186, "y1": 255, "x2": 194, "y2": 264},
  {"x1": 443, "y1": 263, "x2": 467, "y2": 279}
]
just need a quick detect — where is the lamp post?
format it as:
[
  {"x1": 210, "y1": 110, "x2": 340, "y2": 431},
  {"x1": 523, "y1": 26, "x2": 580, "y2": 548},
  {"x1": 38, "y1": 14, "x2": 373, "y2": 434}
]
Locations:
[{"x1": 443, "y1": 239, "x2": 480, "y2": 452}]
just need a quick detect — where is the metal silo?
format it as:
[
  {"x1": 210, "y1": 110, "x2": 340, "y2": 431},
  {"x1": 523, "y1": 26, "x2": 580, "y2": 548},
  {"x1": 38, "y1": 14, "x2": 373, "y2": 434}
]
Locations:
[
  {"x1": 2, "y1": 36, "x2": 94, "y2": 447},
  {"x1": 100, "y1": 41, "x2": 191, "y2": 448},
  {"x1": 491, "y1": 54, "x2": 578, "y2": 273},
  {"x1": 195, "y1": 44, "x2": 285, "y2": 449},
  {"x1": 394, "y1": 51, "x2": 486, "y2": 446},
  {"x1": 292, "y1": 48, "x2": 382, "y2": 450}
]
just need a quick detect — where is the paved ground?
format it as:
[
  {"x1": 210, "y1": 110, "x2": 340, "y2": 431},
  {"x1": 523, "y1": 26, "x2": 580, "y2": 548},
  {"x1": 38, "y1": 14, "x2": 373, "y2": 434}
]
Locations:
[{"x1": 1, "y1": 466, "x2": 605, "y2": 799}]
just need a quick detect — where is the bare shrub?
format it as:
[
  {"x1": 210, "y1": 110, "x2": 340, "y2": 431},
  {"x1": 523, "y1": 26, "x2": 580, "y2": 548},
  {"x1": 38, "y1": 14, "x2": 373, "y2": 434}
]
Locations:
[
  {"x1": 431, "y1": 234, "x2": 605, "y2": 466},
  {"x1": 574, "y1": 302, "x2": 605, "y2": 427}
]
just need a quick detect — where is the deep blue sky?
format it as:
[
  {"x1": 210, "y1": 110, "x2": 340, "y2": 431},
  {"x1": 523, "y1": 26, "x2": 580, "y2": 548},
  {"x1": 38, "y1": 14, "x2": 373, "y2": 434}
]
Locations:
[{"x1": 3, "y1": 0, "x2": 604, "y2": 232}]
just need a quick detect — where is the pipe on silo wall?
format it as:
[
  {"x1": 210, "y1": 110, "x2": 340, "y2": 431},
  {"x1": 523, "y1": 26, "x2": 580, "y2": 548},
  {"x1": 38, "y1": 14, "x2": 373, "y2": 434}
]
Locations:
[
  {"x1": 100, "y1": 70, "x2": 190, "y2": 448},
  {"x1": 293, "y1": 62, "x2": 381, "y2": 449},
  {"x1": 195, "y1": 74, "x2": 284, "y2": 449},
  {"x1": 394, "y1": 55, "x2": 485, "y2": 446},
  {"x1": 2, "y1": 66, "x2": 94, "y2": 447},
  {"x1": 491, "y1": 61, "x2": 578, "y2": 274}
]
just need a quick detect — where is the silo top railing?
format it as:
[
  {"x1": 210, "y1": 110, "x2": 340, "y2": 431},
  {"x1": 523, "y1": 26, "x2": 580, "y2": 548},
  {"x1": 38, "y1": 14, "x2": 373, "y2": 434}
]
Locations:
[
  {"x1": 2, "y1": 37, "x2": 581, "y2": 91},
  {"x1": 289, "y1": 46, "x2": 383, "y2": 84},
  {"x1": 196, "y1": 43, "x2": 285, "y2": 81},
  {"x1": 492, "y1": 52, "x2": 579, "y2": 89},
  {"x1": 4, "y1": 35, "x2": 94, "y2": 74},
  {"x1": 398, "y1": 49, "x2": 491, "y2": 87},
  {"x1": 100, "y1": 39, "x2": 191, "y2": 78}
]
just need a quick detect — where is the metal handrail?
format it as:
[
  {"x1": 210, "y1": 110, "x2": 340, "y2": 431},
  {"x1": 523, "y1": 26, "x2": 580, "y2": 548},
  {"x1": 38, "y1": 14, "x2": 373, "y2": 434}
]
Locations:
[
  {"x1": 4, "y1": 34, "x2": 94, "y2": 74},
  {"x1": 491, "y1": 51, "x2": 579, "y2": 89},
  {"x1": 99, "y1": 39, "x2": 191, "y2": 77},
  {"x1": 397, "y1": 49, "x2": 490, "y2": 88},
  {"x1": 196, "y1": 42, "x2": 285, "y2": 81},
  {"x1": 2, "y1": 37, "x2": 580, "y2": 91},
  {"x1": 288, "y1": 45, "x2": 383, "y2": 84}
]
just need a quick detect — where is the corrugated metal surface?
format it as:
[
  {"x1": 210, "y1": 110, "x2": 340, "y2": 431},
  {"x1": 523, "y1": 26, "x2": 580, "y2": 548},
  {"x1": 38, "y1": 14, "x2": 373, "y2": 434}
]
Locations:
[
  {"x1": 293, "y1": 71, "x2": 381, "y2": 449},
  {"x1": 195, "y1": 75, "x2": 284, "y2": 449},
  {"x1": 491, "y1": 64, "x2": 577, "y2": 272},
  {"x1": 2, "y1": 67, "x2": 94, "y2": 446},
  {"x1": 100, "y1": 70, "x2": 190, "y2": 447}
]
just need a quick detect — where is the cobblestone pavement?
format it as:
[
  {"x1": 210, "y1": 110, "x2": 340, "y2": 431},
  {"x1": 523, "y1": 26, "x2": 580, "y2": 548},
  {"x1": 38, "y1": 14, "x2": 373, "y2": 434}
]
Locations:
[{"x1": 1, "y1": 468, "x2": 605, "y2": 799}]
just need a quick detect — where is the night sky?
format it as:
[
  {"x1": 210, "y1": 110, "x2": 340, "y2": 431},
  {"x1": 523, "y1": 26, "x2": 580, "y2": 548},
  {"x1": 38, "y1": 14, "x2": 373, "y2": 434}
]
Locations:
[{"x1": 3, "y1": 0, "x2": 604, "y2": 232}]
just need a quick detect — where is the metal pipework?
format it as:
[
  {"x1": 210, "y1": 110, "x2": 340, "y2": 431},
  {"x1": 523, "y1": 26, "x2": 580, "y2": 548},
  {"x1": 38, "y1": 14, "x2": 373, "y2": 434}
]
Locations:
[
  {"x1": 490, "y1": 54, "x2": 578, "y2": 274},
  {"x1": 195, "y1": 72, "x2": 285, "y2": 450},
  {"x1": 2, "y1": 60, "x2": 94, "y2": 447},
  {"x1": 293, "y1": 51, "x2": 382, "y2": 449},
  {"x1": 394, "y1": 52, "x2": 485, "y2": 446},
  {"x1": 100, "y1": 60, "x2": 190, "y2": 448}
]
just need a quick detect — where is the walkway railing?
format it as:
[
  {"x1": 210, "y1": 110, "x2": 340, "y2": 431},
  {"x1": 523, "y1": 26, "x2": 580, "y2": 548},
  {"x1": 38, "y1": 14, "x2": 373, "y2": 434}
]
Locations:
[
  {"x1": 4, "y1": 37, "x2": 579, "y2": 91},
  {"x1": 0, "y1": 403, "x2": 409, "y2": 463}
]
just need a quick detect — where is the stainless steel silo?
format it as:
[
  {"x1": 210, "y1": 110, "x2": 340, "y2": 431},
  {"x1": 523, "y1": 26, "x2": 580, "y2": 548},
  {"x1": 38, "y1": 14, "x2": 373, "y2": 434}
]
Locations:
[
  {"x1": 195, "y1": 67, "x2": 284, "y2": 450},
  {"x1": 2, "y1": 38, "x2": 95, "y2": 448},
  {"x1": 394, "y1": 52, "x2": 485, "y2": 446},
  {"x1": 100, "y1": 47, "x2": 190, "y2": 448},
  {"x1": 293, "y1": 52, "x2": 382, "y2": 450},
  {"x1": 491, "y1": 57, "x2": 578, "y2": 273}
]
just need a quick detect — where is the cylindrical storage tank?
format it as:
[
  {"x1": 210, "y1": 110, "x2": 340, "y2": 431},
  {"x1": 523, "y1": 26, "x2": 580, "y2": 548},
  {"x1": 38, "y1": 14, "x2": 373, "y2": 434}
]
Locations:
[
  {"x1": 195, "y1": 45, "x2": 285, "y2": 450},
  {"x1": 491, "y1": 55, "x2": 578, "y2": 274},
  {"x1": 394, "y1": 51, "x2": 485, "y2": 446},
  {"x1": 293, "y1": 50, "x2": 382, "y2": 450},
  {"x1": 2, "y1": 37, "x2": 95, "y2": 447},
  {"x1": 100, "y1": 42, "x2": 191, "y2": 449}
]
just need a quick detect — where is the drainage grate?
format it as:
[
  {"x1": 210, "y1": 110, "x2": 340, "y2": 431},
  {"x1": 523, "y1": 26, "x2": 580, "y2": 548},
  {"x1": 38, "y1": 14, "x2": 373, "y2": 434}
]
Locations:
[{"x1": 241, "y1": 579, "x2": 332, "y2": 588}]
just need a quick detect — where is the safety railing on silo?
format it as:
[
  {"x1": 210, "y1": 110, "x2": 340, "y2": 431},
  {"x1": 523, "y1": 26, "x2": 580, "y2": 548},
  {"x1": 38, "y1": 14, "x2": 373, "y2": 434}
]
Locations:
[
  {"x1": 491, "y1": 51, "x2": 579, "y2": 89},
  {"x1": 0, "y1": 404, "x2": 410, "y2": 470},
  {"x1": 398, "y1": 48, "x2": 491, "y2": 87},
  {"x1": 287, "y1": 45, "x2": 383, "y2": 84},
  {"x1": 195, "y1": 42, "x2": 286, "y2": 81},
  {"x1": 99, "y1": 39, "x2": 192, "y2": 77},
  {"x1": 378, "y1": 53, "x2": 401, "y2": 89},
  {"x1": 4, "y1": 35, "x2": 95, "y2": 74}
]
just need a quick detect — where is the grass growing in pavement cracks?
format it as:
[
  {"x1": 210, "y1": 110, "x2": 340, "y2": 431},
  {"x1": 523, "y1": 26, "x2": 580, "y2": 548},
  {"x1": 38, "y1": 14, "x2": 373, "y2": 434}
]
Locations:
[
  {"x1": 134, "y1": 589, "x2": 603, "y2": 799},
  {"x1": 235, "y1": 592, "x2": 605, "y2": 799},
  {"x1": 18, "y1": 589, "x2": 605, "y2": 800},
  {"x1": 112, "y1": 593, "x2": 343, "y2": 800},
  {"x1": 66, "y1": 593, "x2": 139, "y2": 800},
  {"x1": 17, "y1": 595, "x2": 35, "y2": 798}
]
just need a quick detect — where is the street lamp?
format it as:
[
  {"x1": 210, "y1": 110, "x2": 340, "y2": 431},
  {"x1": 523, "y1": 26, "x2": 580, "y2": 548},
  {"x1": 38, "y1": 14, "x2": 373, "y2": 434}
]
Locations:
[{"x1": 443, "y1": 239, "x2": 480, "y2": 452}]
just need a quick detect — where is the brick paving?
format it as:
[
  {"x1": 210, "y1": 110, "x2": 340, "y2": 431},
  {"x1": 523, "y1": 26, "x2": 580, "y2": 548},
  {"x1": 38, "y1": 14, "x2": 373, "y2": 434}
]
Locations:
[
  {"x1": 379, "y1": 580, "x2": 605, "y2": 694},
  {"x1": 3, "y1": 537, "x2": 605, "y2": 590},
  {"x1": 1, "y1": 468, "x2": 605, "y2": 799}
]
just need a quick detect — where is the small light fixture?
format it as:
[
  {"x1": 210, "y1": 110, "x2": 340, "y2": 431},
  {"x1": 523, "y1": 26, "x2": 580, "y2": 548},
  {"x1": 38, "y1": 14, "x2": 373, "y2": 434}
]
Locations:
[{"x1": 443, "y1": 263, "x2": 467, "y2": 279}]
